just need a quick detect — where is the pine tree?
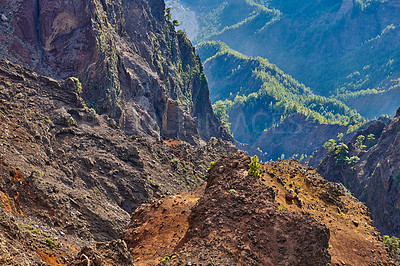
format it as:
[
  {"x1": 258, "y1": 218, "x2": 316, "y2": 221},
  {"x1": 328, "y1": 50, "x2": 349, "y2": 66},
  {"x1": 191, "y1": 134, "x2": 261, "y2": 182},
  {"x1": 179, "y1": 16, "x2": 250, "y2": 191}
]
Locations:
[
  {"x1": 248, "y1": 155, "x2": 261, "y2": 178},
  {"x1": 165, "y1": 7, "x2": 172, "y2": 22},
  {"x1": 355, "y1": 135, "x2": 366, "y2": 150}
]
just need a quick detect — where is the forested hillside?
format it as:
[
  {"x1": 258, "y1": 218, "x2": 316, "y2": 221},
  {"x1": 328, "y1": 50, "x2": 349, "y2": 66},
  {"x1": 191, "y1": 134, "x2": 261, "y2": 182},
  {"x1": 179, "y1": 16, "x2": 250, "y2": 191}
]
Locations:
[
  {"x1": 178, "y1": 0, "x2": 400, "y2": 118},
  {"x1": 197, "y1": 41, "x2": 365, "y2": 159}
]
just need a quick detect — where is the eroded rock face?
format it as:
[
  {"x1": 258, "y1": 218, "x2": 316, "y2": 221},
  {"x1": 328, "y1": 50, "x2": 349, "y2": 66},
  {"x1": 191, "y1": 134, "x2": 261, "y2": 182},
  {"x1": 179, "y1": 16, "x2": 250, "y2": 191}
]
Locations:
[
  {"x1": 0, "y1": 58, "x2": 236, "y2": 264},
  {"x1": 175, "y1": 153, "x2": 331, "y2": 265},
  {"x1": 71, "y1": 240, "x2": 133, "y2": 266},
  {"x1": 251, "y1": 113, "x2": 349, "y2": 160},
  {"x1": 318, "y1": 110, "x2": 400, "y2": 236},
  {"x1": 0, "y1": 0, "x2": 229, "y2": 144},
  {"x1": 125, "y1": 153, "x2": 332, "y2": 265}
]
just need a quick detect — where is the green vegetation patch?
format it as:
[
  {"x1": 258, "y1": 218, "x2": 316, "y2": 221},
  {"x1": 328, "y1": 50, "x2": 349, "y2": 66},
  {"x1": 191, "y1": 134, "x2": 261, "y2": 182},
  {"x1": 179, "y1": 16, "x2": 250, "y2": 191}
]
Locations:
[
  {"x1": 383, "y1": 235, "x2": 400, "y2": 256},
  {"x1": 198, "y1": 41, "x2": 365, "y2": 145},
  {"x1": 44, "y1": 238, "x2": 55, "y2": 248},
  {"x1": 248, "y1": 155, "x2": 261, "y2": 178}
]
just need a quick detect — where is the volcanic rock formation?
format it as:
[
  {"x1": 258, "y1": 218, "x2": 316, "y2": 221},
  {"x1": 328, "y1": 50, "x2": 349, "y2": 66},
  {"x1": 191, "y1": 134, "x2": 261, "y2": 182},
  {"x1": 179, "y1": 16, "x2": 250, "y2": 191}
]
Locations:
[
  {"x1": 124, "y1": 153, "x2": 391, "y2": 265},
  {"x1": 0, "y1": 0, "x2": 229, "y2": 144},
  {"x1": 318, "y1": 107, "x2": 400, "y2": 238},
  {"x1": 0, "y1": 58, "x2": 236, "y2": 264}
]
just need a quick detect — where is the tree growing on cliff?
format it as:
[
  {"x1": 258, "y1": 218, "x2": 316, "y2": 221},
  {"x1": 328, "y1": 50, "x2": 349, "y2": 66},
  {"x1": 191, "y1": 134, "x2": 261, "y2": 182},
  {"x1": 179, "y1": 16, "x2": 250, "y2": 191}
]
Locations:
[
  {"x1": 347, "y1": 156, "x2": 360, "y2": 167},
  {"x1": 324, "y1": 139, "x2": 350, "y2": 165},
  {"x1": 366, "y1": 133, "x2": 376, "y2": 149},
  {"x1": 248, "y1": 155, "x2": 261, "y2": 178},
  {"x1": 165, "y1": 7, "x2": 172, "y2": 22},
  {"x1": 355, "y1": 135, "x2": 366, "y2": 150},
  {"x1": 334, "y1": 143, "x2": 349, "y2": 165},
  {"x1": 367, "y1": 134, "x2": 375, "y2": 141},
  {"x1": 383, "y1": 235, "x2": 400, "y2": 256},
  {"x1": 323, "y1": 139, "x2": 337, "y2": 153},
  {"x1": 173, "y1": 20, "x2": 180, "y2": 27}
]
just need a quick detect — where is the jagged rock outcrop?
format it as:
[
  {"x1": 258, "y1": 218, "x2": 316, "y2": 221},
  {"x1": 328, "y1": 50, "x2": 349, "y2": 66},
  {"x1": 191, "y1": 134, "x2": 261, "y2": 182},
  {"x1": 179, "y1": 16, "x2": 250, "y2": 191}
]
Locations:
[
  {"x1": 0, "y1": 58, "x2": 236, "y2": 264},
  {"x1": 124, "y1": 153, "x2": 391, "y2": 265},
  {"x1": 172, "y1": 153, "x2": 331, "y2": 265},
  {"x1": 125, "y1": 153, "x2": 331, "y2": 265},
  {"x1": 0, "y1": 0, "x2": 229, "y2": 144},
  {"x1": 318, "y1": 108, "x2": 400, "y2": 237},
  {"x1": 306, "y1": 116, "x2": 390, "y2": 168}
]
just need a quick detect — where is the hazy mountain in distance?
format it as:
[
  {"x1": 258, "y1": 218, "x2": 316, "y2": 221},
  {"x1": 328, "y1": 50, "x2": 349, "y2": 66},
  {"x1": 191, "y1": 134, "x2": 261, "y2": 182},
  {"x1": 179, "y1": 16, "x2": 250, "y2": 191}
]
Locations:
[
  {"x1": 196, "y1": 41, "x2": 365, "y2": 160},
  {"x1": 174, "y1": 0, "x2": 400, "y2": 119}
]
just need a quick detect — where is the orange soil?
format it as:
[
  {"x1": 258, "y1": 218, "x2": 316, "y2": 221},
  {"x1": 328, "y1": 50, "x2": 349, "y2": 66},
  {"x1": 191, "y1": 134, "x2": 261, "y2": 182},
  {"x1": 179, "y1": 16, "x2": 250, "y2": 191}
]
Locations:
[
  {"x1": 13, "y1": 169, "x2": 24, "y2": 182},
  {"x1": 129, "y1": 188, "x2": 204, "y2": 265},
  {"x1": 261, "y1": 161, "x2": 389, "y2": 266},
  {"x1": 163, "y1": 139, "x2": 181, "y2": 147},
  {"x1": 36, "y1": 250, "x2": 66, "y2": 266},
  {"x1": 0, "y1": 190, "x2": 13, "y2": 213}
]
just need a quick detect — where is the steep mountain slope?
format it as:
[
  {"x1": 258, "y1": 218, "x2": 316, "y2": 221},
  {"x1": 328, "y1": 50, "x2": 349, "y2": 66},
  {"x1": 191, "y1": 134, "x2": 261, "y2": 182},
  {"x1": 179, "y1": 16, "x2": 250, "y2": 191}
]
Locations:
[
  {"x1": 124, "y1": 153, "x2": 392, "y2": 265},
  {"x1": 0, "y1": 0, "x2": 228, "y2": 143},
  {"x1": 317, "y1": 108, "x2": 400, "y2": 237},
  {"x1": 0, "y1": 59, "x2": 236, "y2": 264},
  {"x1": 196, "y1": 41, "x2": 364, "y2": 160},
  {"x1": 175, "y1": 0, "x2": 400, "y2": 118}
]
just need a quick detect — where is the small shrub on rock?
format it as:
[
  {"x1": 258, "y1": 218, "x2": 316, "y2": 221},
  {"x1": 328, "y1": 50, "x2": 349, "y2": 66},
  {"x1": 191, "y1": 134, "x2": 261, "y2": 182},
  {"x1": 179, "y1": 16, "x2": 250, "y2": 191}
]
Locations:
[
  {"x1": 383, "y1": 235, "x2": 400, "y2": 255},
  {"x1": 248, "y1": 155, "x2": 261, "y2": 178},
  {"x1": 45, "y1": 238, "x2": 55, "y2": 248},
  {"x1": 70, "y1": 77, "x2": 82, "y2": 94}
]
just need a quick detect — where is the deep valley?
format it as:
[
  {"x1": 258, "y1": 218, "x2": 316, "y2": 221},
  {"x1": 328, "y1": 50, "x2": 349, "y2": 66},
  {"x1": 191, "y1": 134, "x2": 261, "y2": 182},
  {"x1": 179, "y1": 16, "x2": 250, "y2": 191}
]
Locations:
[{"x1": 0, "y1": 0, "x2": 400, "y2": 265}]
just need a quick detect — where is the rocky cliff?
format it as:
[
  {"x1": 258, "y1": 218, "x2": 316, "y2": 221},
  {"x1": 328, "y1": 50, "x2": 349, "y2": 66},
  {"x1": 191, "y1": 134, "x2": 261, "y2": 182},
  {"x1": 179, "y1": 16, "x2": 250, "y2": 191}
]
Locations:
[
  {"x1": 0, "y1": 0, "x2": 228, "y2": 144},
  {"x1": 241, "y1": 113, "x2": 349, "y2": 161},
  {"x1": 0, "y1": 58, "x2": 236, "y2": 264},
  {"x1": 318, "y1": 108, "x2": 400, "y2": 237}
]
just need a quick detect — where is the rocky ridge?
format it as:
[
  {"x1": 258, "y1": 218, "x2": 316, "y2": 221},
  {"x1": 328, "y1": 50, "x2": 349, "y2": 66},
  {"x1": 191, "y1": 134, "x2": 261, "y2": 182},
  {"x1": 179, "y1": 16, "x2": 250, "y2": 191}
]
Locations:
[
  {"x1": 0, "y1": 58, "x2": 236, "y2": 264},
  {"x1": 0, "y1": 1, "x2": 396, "y2": 264},
  {"x1": 240, "y1": 113, "x2": 349, "y2": 161},
  {"x1": 124, "y1": 153, "x2": 392, "y2": 265}
]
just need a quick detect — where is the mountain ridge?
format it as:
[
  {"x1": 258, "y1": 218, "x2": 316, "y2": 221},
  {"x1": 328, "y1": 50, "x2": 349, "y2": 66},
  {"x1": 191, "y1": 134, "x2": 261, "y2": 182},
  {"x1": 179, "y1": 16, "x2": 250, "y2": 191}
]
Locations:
[
  {"x1": 0, "y1": 0, "x2": 399, "y2": 264},
  {"x1": 175, "y1": 0, "x2": 400, "y2": 119},
  {"x1": 196, "y1": 41, "x2": 365, "y2": 160}
]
